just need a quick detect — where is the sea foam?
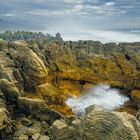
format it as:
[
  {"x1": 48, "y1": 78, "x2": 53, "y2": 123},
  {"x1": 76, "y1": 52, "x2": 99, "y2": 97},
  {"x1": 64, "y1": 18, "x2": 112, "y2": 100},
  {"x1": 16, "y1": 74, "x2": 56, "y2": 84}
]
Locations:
[{"x1": 66, "y1": 84, "x2": 129, "y2": 115}]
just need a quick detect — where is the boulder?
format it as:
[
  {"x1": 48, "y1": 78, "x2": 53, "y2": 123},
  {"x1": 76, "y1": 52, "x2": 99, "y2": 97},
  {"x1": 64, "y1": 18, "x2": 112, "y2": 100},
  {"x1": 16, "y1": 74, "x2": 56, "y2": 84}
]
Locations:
[{"x1": 49, "y1": 106, "x2": 140, "y2": 140}]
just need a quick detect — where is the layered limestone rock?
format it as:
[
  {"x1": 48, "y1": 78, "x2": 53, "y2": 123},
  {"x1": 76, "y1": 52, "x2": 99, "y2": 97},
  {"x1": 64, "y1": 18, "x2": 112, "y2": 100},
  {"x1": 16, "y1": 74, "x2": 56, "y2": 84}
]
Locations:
[
  {"x1": 0, "y1": 51, "x2": 22, "y2": 102},
  {"x1": 2, "y1": 41, "x2": 69, "y2": 106},
  {"x1": 7, "y1": 41, "x2": 71, "y2": 114},
  {"x1": 0, "y1": 39, "x2": 140, "y2": 139},
  {"x1": 49, "y1": 106, "x2": 140, "y2": 140},
  {"x1": 0, "y1": 91, "x2": 14, "y2": 139},
  {"x1": 7, "y1": 41, "x2": 49, "y2": 91},
  {"x1": 18, "y1": 97, "x2": 63, "y2": 123},
  {"x1": 0, "y1": 40, "x2": 140, "y2": 115},
  {"x1": 0, "y1": 40, "x2": 140, "y2": 108},
  {"x1": 43, "y1": 42, "x2": 139, "y2": 89}
]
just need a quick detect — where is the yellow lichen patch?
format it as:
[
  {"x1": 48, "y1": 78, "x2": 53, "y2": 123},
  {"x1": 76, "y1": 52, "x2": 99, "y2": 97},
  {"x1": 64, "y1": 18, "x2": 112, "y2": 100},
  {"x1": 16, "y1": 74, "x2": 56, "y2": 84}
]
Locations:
[
  {"x1": 37, "y1": 83, "x2": 57, "y2": 96},
  {"x1": 49, "y1": 104, "x2": 74, "y2": 116},
  {"x1": 58, "y1": 80, "x2": 81, "y2": 97},
  {"x1": 131, "y1": 90, "x2": 140, "y2": 99}
]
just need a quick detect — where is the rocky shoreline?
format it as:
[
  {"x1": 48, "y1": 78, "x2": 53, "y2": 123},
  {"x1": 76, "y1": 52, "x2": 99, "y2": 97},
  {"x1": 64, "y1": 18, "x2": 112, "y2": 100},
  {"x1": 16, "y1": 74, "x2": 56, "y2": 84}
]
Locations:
[{"x1": 0, "y1": 39, "x2": 140, "y2": 139}]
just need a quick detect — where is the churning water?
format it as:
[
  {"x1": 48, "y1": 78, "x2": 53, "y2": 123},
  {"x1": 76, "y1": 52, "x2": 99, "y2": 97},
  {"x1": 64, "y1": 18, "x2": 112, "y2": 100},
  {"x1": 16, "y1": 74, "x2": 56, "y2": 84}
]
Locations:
[{"x1": 66, "y1": 84, "x2": 129, "y2": 115}]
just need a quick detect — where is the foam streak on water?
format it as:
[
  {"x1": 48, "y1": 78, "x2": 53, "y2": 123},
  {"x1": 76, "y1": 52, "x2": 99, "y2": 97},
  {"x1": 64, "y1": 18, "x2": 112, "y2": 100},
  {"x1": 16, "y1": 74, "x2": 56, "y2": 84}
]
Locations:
[{"x1": 66, "y1": 84, "x2": 129, "y2": 115}]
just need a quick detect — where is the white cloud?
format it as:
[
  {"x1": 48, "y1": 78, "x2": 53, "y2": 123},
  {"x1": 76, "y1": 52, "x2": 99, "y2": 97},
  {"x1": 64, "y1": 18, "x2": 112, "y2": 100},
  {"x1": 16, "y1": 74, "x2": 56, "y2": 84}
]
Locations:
[
  {"x1": 62, "y1": 0, "x2": 82, "y2": 3},
  {"x1": 77, "y1": 2, "x2": 116, "y2": 14},
  {"x1": 105, "y1": 2, "x2": 115, "y2": 6},
  {"x1": 72, "y1": 4, "x2": 84, "y2": 12},
  {"x1": 3, "y1": 13, "x2": 16, "y2": 17},
  {"x1": 62, "y1": 29, "x2": 140, "y2": 43},
  {"x1": 24, "y1": 8, "x2": 88, "y2": 16}
]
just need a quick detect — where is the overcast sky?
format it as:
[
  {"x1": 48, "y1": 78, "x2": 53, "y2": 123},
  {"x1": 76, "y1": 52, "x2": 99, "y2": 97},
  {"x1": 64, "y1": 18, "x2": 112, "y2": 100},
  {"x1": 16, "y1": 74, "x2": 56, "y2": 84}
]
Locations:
[{"x1": 0, "y1": 0, "x2": 140, "y2": 42}]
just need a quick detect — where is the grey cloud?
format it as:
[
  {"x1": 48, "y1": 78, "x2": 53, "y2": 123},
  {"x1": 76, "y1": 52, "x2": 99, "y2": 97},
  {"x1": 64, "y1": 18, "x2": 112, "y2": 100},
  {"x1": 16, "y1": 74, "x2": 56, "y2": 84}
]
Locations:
[{"x1": 0, "y1": 0, "x2": 140, "y2": 42}]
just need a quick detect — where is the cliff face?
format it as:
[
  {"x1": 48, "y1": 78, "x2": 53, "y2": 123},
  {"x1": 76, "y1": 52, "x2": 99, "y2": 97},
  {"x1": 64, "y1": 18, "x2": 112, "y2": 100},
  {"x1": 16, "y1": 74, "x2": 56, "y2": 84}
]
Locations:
[{"x1": 0, "y1": 39, "x2": 140, "y2": 139}]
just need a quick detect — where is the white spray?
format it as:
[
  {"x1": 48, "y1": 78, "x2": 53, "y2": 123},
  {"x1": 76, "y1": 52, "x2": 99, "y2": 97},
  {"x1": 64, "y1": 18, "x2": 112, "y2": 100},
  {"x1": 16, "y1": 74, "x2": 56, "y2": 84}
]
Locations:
[{"x1": 66, "y1": 84, "x2": 129, "y2": 115}]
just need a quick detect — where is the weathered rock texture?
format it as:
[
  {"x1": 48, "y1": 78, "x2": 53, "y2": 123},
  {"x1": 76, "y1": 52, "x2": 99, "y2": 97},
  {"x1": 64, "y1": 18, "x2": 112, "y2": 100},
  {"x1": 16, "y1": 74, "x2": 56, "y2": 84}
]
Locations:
[
  {"x1": 43, "y1": 41, "x2": 140, "y2": 114},
  {"x1": 0, "y1": 91, "x2": 14, "y2": 139},
  {"x1": 49, "y1": 106, "x2": 140, "y2": 140},
  {"x1": 0, "y1": 39, "x2": 140, "y2": 139}
]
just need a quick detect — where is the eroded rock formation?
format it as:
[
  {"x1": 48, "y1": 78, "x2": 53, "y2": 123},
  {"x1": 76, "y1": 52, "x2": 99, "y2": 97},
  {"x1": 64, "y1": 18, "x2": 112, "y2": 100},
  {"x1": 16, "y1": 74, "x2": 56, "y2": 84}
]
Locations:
[{"x1": 0, "y1": 39, "x2": 140, "y2": 139}]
